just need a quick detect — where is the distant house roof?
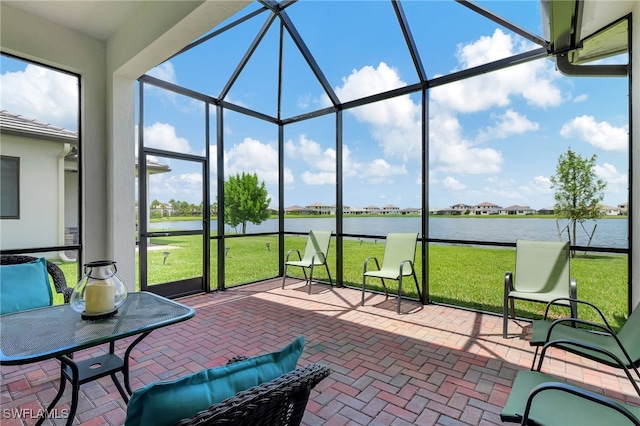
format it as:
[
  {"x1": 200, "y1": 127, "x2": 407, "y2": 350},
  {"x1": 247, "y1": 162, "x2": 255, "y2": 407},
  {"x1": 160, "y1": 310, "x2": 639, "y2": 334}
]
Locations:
[
  {"x1": 475, "y1": 201, "x2": 501, "y2": 208},
  {"x1": 1, "y1": 109, "x2": 170, "y2": 174},
  {"x1": 0, "y1": 109, "x2": 77, "y2": 142},
  {"x1": 503, "y1": 204, "x2": 534, "y2": 210}
]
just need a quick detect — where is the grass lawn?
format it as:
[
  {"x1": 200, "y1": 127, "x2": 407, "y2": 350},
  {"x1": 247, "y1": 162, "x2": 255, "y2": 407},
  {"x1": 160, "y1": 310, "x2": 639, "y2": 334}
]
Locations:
[{"x1": 53, "y1": 235, "x2": 629, "y2": 331}]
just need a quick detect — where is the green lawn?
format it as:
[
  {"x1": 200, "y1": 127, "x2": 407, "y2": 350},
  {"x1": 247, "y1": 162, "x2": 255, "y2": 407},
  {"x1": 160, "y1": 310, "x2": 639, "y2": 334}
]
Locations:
[{"x1": 53, "y1": 235, "x2": 629, "y2": 331}]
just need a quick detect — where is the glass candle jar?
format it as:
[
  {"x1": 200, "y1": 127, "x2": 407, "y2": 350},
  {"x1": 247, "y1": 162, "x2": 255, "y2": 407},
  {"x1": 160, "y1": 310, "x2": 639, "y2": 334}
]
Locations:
[{"x1": 70, "y1": 260, "x2": 128, "y2": 319}]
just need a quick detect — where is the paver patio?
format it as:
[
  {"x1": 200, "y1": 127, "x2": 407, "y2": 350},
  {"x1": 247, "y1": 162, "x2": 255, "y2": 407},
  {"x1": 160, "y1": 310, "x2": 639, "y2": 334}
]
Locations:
[{"x1": 2, "y1": 278, "x2": 638, "y2": 425}]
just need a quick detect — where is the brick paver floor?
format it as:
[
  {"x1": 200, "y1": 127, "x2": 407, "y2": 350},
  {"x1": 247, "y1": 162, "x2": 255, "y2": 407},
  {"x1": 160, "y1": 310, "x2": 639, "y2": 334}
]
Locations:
[{"x1": 2, "y1": 279, "x2": 638, "y2": 425}]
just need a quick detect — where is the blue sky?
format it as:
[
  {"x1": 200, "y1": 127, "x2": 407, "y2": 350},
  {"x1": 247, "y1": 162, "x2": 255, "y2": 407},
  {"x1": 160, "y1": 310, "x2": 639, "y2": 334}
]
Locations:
[{"x1": 1, "y1": 1, "x2": 629, "y2": 211}]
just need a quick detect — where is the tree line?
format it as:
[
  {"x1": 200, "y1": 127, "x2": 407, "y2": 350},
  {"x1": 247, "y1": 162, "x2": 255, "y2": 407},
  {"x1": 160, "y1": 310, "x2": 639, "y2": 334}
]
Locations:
[
  {"x1": 150, "y1": 172, "x2": 271, "y2": 234},
  {"x1": 149, "y1": 150, "x2": 607, "y2": 256}
]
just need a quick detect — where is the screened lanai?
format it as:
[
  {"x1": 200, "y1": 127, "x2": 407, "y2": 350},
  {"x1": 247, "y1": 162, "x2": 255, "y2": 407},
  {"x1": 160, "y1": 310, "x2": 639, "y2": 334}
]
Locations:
[
  {"x1": 0, "y1": 0, "x2": 636, "y2": 318},
  {"x1": 1, "y1": 1, "x2": 640, "y2": 425},
  {"x1": 134, "y1": 0, "x2": 633, "y2": 321}
]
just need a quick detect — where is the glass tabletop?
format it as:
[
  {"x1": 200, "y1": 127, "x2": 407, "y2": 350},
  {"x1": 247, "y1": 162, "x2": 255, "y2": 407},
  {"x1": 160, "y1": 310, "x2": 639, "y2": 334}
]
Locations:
[{"x1": 0, "y1": 292, "x2": 195, "y2": 365}]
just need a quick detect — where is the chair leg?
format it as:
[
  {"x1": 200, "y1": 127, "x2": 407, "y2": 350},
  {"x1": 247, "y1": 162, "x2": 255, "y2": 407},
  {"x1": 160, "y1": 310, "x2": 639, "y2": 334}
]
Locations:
[
  {"x1": 412, "y1": 271, "x2": 421, "y2": 302},
  {"x1": 325, "y1": 264, "x2": 333, "y2": 287},
  {"x1": 380, "y1": 278, "x2": 388, "y2": 298},
  {"x1": 397, "y1": 276, "x2": 403, "y2": 314},
  {"x1": 531, "y1": 346, "x2": 541, "y2": 370},
  {"x1": 308, "y1": 265, "x2": 314, "y2": 295},
  {"x1": 282, "y1": 264, "x2": 288, "y2": 289},
  {"x1": 503, "y1": 292, "x2": 510, "y2": 338},
  {"x1": 362, "y1": 276, "x2": 367, "y2": 306}
]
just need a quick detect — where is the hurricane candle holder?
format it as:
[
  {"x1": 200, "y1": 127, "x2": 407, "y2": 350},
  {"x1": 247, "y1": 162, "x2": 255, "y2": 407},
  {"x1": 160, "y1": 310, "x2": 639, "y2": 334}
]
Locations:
[{"x1": 70, "y1": 260, "x2": 127, "y2": 320}]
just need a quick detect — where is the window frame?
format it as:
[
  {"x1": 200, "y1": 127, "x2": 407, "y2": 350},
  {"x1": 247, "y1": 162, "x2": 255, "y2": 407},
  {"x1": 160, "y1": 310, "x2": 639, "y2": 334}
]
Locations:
[{"x1": 1, "y1": 155, "x2": 20, "y2": 219}]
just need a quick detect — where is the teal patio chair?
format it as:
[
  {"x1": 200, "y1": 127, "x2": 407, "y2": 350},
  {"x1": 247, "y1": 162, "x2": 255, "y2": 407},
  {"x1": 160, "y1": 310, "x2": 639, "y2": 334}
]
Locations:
[
  {"x1": 529, "y1": 297, "x2": 640, "y2": 379},
  {"x1": 503, "y1": 240, "x2": 577, "y2": 338},
  {"x1": 282, "y1": 230, "x2": 333, "y2": 294},
  {"x1": 501, "y1": 338, "x2": 640, "y2": 425},
  {"x1": 362, "y1": 232, "x2": 421, "y2": 314}
]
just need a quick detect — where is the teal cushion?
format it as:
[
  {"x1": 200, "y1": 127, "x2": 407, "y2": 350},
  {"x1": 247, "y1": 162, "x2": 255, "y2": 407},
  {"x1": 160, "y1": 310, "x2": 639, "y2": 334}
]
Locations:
[
  {"x1": 0, "y1": 258, "x2": 53, "y2": 315},
  {"x1": 125, "y1": 336, "x2": 305, "y2": 426}
]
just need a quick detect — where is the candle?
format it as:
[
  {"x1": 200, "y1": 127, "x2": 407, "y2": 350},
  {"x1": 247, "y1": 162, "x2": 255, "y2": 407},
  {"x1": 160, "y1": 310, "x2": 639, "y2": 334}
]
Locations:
[{"x1": 85, "y1": 281, "x2": 115, "y2": 314}]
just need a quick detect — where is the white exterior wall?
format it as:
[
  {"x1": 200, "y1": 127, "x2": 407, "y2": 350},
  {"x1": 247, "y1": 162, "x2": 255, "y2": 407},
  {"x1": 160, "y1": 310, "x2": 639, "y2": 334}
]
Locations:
[
  {"x1": 1, "y1": 3, "x2": 108, "y2": 267},
  {"x1": 0, "y1": 136, "x2": 63, "y2": 249},
  {"x1": 1, "y1": 1, "x2": 247, "y2": 290}
]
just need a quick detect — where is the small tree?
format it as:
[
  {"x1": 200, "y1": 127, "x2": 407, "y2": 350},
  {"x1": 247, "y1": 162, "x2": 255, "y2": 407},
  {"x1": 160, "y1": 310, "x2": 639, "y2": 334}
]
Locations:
[
  {"x1": 223, "y1": 172, "x2": 271, "y2": 234},
  {"x1": 550, "y1": 148, "x2": 607, "y2": 256}
]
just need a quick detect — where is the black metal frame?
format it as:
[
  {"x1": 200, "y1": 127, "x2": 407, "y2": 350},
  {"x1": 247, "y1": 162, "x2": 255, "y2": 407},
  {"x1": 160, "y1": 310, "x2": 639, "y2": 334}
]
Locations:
[{"x1": 136, "y1": 1, "x2": 632, "y2": 313}]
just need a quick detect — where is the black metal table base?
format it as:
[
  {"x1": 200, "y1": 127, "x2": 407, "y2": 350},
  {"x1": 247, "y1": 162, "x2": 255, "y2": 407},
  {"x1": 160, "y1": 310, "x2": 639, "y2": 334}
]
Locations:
[{"x1": 36, "y1": 332, "x2": 151, "y2": 426}]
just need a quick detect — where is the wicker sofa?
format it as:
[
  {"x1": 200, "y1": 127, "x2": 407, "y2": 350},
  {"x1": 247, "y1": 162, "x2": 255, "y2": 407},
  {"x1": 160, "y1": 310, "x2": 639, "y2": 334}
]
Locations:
[
  {"x1": 0, "y1": 255, "x2": 72, "y2": 303},
  {"x1": 174, "y1": 360, "x2": 330, "y2": 426}
]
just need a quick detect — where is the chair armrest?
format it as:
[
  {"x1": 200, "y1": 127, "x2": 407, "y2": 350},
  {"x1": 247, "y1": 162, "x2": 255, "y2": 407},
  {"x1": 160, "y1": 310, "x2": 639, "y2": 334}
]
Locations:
[
  {"x1": 522, "y1": 381, "x2": 640, "y2": 426},
  {"x1": 363, "y1": 257, "x2": 380, "y2": 273},
  {"x1": 62, "y1": 287, "x2": 73, "y2": 304},
  {"x1": 226, "y1": 355, "x2": 249, "y2": 364},
  {"x1": 537, "y1": 338, "x2": 640, "y2": 396},
  {"x1": 542, "y1": 297, "x2": 610, "y2": 328},
  {"x1": 504, "y1": 271, "x2": 513, "y2": 293},
  {"x1": 285, "y1": 249, "x2": 302, "y2": 262},
  {"x1": 174, "y1": 363, "x2": 331, "y2": 426},
  {"x1": 311, "y1": 251, "x2": 326, "y2": 264},
  {"x1": 541, "y1": 318, "x2": 636, "y2": 376},
  {"x1": 398, "y1": 259, "x2": 413, "y2": 276}
]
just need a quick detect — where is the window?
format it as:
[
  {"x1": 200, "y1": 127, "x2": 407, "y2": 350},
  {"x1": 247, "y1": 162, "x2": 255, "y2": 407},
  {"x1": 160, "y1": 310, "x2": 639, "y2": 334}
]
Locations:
[{"x1": 1, "y1": 156, "x2": 20, "y2": 219}]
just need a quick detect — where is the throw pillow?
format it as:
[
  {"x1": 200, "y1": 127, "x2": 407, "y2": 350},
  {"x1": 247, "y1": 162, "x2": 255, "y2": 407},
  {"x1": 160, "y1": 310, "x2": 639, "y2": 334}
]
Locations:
[
  {"x1": 0, "y1": 257, "x2": 53, "y2": 315},
  {"x1": 125, "y1": 335, "x2": 305, "y2": 426}
]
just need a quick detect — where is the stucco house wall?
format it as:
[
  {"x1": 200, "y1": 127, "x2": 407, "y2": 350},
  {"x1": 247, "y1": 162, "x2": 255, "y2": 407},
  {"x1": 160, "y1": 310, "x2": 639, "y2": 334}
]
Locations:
[{"x1": 1, "y1": 135, "x2": 64, "y2": 249}]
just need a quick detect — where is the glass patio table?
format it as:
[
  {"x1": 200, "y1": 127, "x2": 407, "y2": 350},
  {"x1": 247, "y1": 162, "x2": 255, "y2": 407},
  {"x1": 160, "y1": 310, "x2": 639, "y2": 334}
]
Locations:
[{"x1": 0, "y1": 291, "x2": 196, "y2": 425}]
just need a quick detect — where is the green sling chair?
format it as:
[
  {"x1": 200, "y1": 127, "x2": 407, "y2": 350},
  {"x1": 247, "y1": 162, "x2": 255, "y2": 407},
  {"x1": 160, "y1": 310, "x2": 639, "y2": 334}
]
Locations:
[
  {"x1": 362, "y1": 232, "x2": 421, "y2": 314},
  {"x1": 282, "y1": 230, "x2": 333, "y2": 295},
  {"x1": 529, "y1": 297, "x2": 640, "y2": 380},
  {"x1": 501, "y1": 338, "x2": 640, "y2": 425},
  {"x1": 503, "y1": 240, "x2": 577, "y2": 338}
]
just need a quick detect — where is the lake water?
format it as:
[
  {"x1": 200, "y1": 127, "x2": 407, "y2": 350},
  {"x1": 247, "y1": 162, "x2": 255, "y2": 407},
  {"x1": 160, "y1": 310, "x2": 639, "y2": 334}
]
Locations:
[{"x1": 151, "y1": 216, "x2": 629, "y2": 249}]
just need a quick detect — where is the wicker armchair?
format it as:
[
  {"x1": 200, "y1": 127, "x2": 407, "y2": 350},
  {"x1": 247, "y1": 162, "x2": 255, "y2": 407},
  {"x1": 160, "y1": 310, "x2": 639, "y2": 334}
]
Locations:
[
  {"x1": 0, "y1": 255, "x2": 72, "y2": 303},
  {"x1": 174, "y1": 361, "x2": 331, "y2": 426}
]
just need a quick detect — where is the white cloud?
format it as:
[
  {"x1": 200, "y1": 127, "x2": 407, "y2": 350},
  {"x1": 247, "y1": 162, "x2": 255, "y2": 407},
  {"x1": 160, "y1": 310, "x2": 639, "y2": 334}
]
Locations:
[
  {"x1": 300, "y1": 171, "x2": 334, "y2": 185},
  {"x1": 359, "y1": 159, "x2": 407, "y2": 184},
  {"x1": 431, "y1": 29, "x2": 562, "y2": 113},
  {"x1": 334, "y1": 62, "x2": 407, "y2": 103},
  {"x1": 147, "y1": 62, "x2": 177, "y2": 84},
  {"x1": 328, "y1": 62, "x2": 504, "y2": 176},
  {"x1": 573, "y1": 94, "x2": 588, "y2": 103},
  {"x1": 595, "y1": 162, "x2": 627, "y2": 184},
  {"x1": 225, "y1": 137, "x2": 293, "y2": 185},
  {"x1": 532, "y1": 175, "x2": 553, "y2": 192},
  {"x1": 149, "y1": 172, "x2": 203, "y2": 202},
  {"x1": 560, "y1": 115, "x2": 628, "y2": 152},
  {"x1": 0, "y1": 63, "x2": 78, "y2": 130},
  {"x1": 476, "y1": 109, "x2": 539, "y2": 142},
  {"x1": 326, "y1": 62, "x2": 422, "y2": 162},
  {"x1": 285, "y1": 134, "x2": 364, "y2": 184},
  {"x1": 442, "y1": 176, "x2": 466, "y2": 190},
  {"x1": 429, "y1": 110, "x2": 503, "y2": 174},
  {"x1": 144, "y1": 122, "x2": 192, "y2": 153}
]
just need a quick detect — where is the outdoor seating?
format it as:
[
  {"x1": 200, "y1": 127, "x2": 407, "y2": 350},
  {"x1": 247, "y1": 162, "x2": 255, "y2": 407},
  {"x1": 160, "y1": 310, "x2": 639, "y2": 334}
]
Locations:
[
  {"x1": 282, "y1": 230, "x2": 333, "y2": 294},
  {"x1": 501, "y1": 337, "x2": 640, "y2": 425},
  {"x1": 362, "y1": 232, "x2": 421, "y2": 314},
  {"x1": 0, "y1": 255, "x2": 72, "y2": 305},
  {"x1": 503, "y1": 240, "x2": 577, "y2": 338},
  {"x1": 529, "y1": 297, "x2": 640, "y2": 379},
  {"x1": 174, "y1": 362, "x2": 330, "y2": 426},
  {"x1": 124, "y1": 336, "x2": 329, "y2": 426}
]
